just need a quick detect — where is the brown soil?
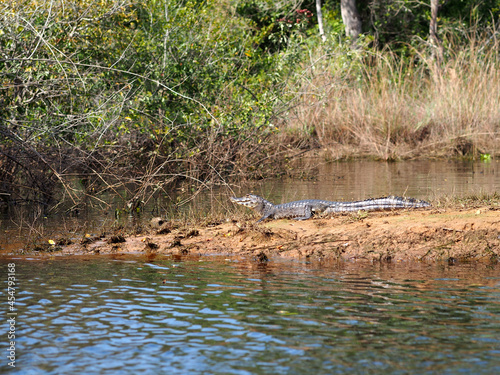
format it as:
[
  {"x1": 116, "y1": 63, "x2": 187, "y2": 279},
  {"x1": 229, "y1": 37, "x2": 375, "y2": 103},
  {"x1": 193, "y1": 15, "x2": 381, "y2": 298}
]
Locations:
[{"x1": 55, "y1": 205, "x2": 500, "y2": 263}]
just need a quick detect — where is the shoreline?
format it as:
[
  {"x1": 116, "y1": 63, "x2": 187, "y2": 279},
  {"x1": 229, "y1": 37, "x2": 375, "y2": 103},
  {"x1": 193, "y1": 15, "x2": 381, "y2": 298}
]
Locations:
[{"x1": 5, "y1": 204, "x2": 499, "y2": 263}]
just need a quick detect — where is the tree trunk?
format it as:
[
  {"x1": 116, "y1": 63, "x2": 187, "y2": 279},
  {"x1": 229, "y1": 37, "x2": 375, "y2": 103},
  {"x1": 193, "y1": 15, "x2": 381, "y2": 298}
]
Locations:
[
  {"x1": 429, "y1": 0, "x2": 444, "y2": 63},
  {"x1": 316, "y1": 0, "x2": 327, "y2": 42},
  {"x1": 340, "y1": 0, "x2": 362, "y2": 40}
]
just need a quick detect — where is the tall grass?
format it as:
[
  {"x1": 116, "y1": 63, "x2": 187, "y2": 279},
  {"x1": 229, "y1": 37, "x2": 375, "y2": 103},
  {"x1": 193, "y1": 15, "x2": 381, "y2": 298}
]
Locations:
[{"x1": 284, "y1": 29, "x2": 500, "y2": 160}]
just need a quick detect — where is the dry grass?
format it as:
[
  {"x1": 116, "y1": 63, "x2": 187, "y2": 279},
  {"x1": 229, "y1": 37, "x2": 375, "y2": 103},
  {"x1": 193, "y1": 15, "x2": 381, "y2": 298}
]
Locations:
[
  {"x1": 431, "y1": 191, "x2": 500, "y2": 210},
  {"x1": 282, "y1": 30, "x2": 500, "y2": 161}
]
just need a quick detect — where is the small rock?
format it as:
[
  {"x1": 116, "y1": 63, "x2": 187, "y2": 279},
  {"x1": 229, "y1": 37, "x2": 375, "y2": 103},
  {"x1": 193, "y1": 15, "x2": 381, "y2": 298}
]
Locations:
[{"x1": 107, "y1": 235, "x2": 126, "y2": 244}]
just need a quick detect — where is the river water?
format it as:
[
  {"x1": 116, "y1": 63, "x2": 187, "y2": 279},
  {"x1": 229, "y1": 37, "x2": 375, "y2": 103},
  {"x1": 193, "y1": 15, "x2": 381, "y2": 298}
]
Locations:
[
  {"x1": 242, "y1": 159, "x2": 499, "y2": 202},
  {"x1": 1, "y1": 257, "x2": 499, "y2": 374}
]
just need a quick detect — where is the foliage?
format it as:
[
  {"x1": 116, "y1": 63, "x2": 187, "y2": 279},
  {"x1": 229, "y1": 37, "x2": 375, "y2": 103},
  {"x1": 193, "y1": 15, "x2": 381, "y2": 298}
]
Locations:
[
  {"x1": 235, "y1": 0, "x2": 316, "y2": 52},
  {"x1": 353, "y1": 0, "x2": 500, "y2": 49}
]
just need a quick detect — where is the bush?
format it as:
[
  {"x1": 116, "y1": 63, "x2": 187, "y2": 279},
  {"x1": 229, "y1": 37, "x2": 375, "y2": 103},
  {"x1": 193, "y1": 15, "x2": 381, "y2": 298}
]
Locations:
[{"x1": 0, "y1": 0, "x2": 301, "y2": 203}]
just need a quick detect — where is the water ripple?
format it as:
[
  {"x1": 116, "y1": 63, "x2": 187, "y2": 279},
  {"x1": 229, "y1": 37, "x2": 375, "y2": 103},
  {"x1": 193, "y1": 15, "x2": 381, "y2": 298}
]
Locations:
[{"x1": 3, "y1": 258, "x2": 500, "y2": 374}]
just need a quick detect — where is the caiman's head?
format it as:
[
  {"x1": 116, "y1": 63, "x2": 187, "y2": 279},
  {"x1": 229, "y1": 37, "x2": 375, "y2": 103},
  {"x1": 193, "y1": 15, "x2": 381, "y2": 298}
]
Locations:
[{"x1": 230, "y1": 194, "x2": 270, "y2": 214}]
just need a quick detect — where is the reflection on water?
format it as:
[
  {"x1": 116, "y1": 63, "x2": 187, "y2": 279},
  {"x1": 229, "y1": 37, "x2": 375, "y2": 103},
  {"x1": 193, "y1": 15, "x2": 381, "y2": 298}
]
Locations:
[
  {"x1": 248, "y1": 159, "x2": 499, "y2": 203},
  {"x1": 0, "y1": 159, "x2": 498, "y2": 252},
  {"x1": 2, "y1": 257, "x2": 500, "y2": 374}
]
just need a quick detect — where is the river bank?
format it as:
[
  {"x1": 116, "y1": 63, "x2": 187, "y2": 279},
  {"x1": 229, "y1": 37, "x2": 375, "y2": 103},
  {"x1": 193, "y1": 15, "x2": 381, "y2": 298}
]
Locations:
[{"x1": 18, "y1": 201, "x2": 498, "y2": 263}]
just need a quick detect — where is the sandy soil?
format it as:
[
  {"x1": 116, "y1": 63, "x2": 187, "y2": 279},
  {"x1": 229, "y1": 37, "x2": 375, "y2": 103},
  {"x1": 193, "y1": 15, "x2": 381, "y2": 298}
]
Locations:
[{"x1": 55, "y1": 205, "x2": 500, "y2": 263}]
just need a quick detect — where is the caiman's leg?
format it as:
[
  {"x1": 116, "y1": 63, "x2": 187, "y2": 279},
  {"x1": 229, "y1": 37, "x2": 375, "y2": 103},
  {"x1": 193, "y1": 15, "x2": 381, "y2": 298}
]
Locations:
[
  {"x1": 293, "y1": 205, "x2": 313, "y2": 220},
  {"x1": 256, "y1": 213, "x2": 272, "y2": 223}
]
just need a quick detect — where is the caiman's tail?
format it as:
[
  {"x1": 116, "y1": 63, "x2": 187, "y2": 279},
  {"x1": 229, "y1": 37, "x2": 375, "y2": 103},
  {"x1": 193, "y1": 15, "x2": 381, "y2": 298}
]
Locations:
[{"x1": 325, "y1": 196, "x2": 430, "y2": 213}]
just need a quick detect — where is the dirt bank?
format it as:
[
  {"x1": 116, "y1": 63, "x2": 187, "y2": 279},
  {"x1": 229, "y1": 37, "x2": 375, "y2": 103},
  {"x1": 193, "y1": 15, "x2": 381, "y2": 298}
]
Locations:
[{"x1": 51, "y1": 204, "x2": 500, "y2": 263}]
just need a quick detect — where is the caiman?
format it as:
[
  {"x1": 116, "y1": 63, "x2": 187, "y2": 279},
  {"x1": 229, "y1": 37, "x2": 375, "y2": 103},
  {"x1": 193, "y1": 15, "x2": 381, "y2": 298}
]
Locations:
[{"x1": 230, "y1": 194, "x2": 431, "y2": 222}]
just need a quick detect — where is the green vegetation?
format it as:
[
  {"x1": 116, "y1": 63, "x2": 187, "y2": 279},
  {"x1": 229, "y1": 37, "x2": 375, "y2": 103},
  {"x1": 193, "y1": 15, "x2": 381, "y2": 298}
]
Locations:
[{"x1": 1, "y1": 0, "x2": 499, "y2": 204}]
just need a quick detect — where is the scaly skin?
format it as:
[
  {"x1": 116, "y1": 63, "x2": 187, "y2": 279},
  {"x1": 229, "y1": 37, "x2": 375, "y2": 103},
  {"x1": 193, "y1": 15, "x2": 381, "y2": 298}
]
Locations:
[{"x1": 230, "y1": 194, "x2": 430, "y2": 222}]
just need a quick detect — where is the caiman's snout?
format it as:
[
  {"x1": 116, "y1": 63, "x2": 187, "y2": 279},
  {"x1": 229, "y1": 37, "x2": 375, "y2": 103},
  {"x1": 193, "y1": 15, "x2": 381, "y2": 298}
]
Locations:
[{"x1": 230, "y1": 194, "x2": 261, "y2": 209}]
